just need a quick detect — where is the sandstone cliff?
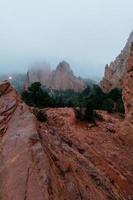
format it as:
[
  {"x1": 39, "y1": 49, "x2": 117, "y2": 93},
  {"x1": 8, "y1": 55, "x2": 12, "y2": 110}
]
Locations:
[
  {"x1": 48, "y1": 61, "x2": 85, "y2": 91},
  {"x1": 0, "y1": 81, "x2": 133, "y2": 199},
  {"x1": 100, "y1": 30, "x2": 133, "y2": 93},
  {"x1": 119, "y1": 43, "x2": 133, "y2": 148},
  {"x1": 25, "y1": 61, "x2": 86, "y2": 92}
]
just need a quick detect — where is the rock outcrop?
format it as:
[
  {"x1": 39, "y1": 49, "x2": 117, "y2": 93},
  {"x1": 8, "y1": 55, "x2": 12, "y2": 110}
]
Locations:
[
  {"x1": 0, "y1": 81, "x2": 46, "y2": 199},
  {"x1": 119, "y1": 43, "x2": 133, "y2": 147},
  {"x1": 25, "y1": 61, "x2": 86, "y2": 92},
  {"x1": 48, "y1": 61, "x2": 85, "y2": 91},
  {"x1": 100, "y1": 30, "x2": 133, "y2": 93},
  {"x1": 0, "y1": 80, "x2": 133, "y2": 199}
]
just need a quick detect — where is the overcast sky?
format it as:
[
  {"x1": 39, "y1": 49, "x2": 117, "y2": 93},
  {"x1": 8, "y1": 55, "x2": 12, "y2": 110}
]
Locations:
[{"x1": 0, "y1": 0, "x2": 133, "y2": 78}]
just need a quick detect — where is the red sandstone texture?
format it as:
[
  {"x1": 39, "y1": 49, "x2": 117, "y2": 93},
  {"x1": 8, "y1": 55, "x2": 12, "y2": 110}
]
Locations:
[
  {"x1": 119, "y1": 43, "x2": 133, "y2": 147},
  {"x1": 0, "y1": 80, "x2": 133, "y2": 200},
  {"x1": 100, "y1": 31, "x2": 133, "y2": 93}
]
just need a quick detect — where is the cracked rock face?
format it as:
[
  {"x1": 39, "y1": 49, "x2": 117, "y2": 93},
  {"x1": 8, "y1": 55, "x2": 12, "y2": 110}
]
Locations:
[
  {"x1": 100, "y1": 30, "x2": 133, "y2": 93},
  {"x1": 0, "y1": 81, "x2": 133, "y2": 199}
]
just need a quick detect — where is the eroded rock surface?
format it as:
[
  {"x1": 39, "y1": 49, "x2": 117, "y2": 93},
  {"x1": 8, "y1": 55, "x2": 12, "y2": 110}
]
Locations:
[
  {"x1": 119, "y1": 43, "x2": 133, "y2": 147},
  {"x1": 39, "y1": 108, "x2": 133, "y2": 200},
  {"x1": 100, "y1": 30, "x2": 133, "y2": 93},
  {"x1": 0, "y1": 81, "x2": 46, "y2": 200},
  {"x1": 0, "y1": 81, "x2": 133, "y2": 199}
]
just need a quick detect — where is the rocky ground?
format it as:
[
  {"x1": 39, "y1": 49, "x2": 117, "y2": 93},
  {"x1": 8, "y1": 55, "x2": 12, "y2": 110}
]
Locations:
[
  {"x1": 0, "y1": 80, "x2": 133, "y2": 200},
  {"x1": 37, "y1": 108, "x2": 133, "y2": 200}
]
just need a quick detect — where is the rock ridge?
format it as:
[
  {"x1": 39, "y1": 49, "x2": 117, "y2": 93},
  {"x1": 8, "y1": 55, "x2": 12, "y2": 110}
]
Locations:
[
  {"x1": 119, "y1": 43, "x2": 133, "y2": 148},
  {"x1": 100, "y1": 30, "x2": 133, "y2": 92}
]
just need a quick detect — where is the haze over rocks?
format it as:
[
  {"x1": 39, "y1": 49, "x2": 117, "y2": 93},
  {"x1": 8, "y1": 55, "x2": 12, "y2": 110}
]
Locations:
[
  {"x1": 0, "y1": 30, "x2": 133, "y2": 199},
  {"x1": 25, "y1": 61, "x2": 86, "y2": 92}
]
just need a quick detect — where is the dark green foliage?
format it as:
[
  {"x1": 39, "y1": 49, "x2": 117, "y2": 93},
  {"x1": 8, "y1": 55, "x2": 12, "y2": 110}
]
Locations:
[
  {"x1": 115, "y1": 99, "x2": 125, "y2": 113},
  {"x1": 35, "y1": 110, "x2": 47, "y2": 122},
  {"x1": 74, "y1": 85, "x2": 124, "y2": 123},
  {"x1": 74, "y1": 107, "x2": 95, "y2": 123},
  {"x1": 21, "y1": 91, "x2": 33, "y2": 106},
  {"x1": 22, "y1": 82, "x2": 125, "y2": 116},
  {"x1": 22, "y1": 82, "x2": 54, "y2": 108},
  {"x1": 79, "y1": 85, "x2": 125, "y2": 114},
  {"x1": 101, "y1": 98, "x2": 114, "y2": 112},
  {"x1": 82, "y1": 86, "x2": 91, "y2": 96}
]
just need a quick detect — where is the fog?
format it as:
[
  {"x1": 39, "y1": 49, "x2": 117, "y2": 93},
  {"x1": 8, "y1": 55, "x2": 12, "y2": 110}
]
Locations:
[{"x1": 0, "y1": 0, "x2": 133, "y2": 79}]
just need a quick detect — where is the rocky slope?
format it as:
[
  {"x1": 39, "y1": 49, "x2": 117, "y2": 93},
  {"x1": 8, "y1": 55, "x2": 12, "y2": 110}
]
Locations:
[
  {"x1": 25, "y1": 61, "x2": 86, "y2": 92},
  {"x1": 100, "y1": 30, "x2": 133, "y2": 93},
  {"x1": 0, "y1": 80, "x2": 133, "y2": 199}
]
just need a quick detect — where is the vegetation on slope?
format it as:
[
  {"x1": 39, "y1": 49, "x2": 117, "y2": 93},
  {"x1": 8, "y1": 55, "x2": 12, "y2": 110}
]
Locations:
[{"x1": 22, "y1": 82, "x2": 125, "y2": 122}]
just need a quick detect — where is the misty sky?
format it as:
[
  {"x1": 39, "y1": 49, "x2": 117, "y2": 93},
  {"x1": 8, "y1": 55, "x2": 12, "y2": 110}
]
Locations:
[{"x1": 0, "y1": 0, "x2": 133, "y2": 78}]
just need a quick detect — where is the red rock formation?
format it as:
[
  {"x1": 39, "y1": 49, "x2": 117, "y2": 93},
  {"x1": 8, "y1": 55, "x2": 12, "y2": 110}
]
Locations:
[
  {"x1": 0, "y1": 81, "x2": 133, "y2": 199},
  {"x1": 0, "y1": 81, "x2": 46, "y2": 199},
  {"x1": 48, "y1": 61, "x2": 85, "y2": 92},
  {"x1": 119, "y1": 43, "x2": 133, "y2": 147},
  {"x1": 25, "y1": 61, "x2": 86, "y2": 92},
  {"x1": 100, "y1": 30, "x2": 133, "y2": 93}
]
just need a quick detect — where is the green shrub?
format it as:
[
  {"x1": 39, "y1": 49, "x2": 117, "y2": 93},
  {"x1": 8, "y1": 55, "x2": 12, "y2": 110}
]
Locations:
[
  {"x1": 35, "y1": 110, "x2": 47, "y2": 122},
  {"x1": 74, "y1": 106, "x2": 95, "y2": 123},
  {"x1": 22, "y1": 82, "x2": 125, "y2": 115},
  {"x1": 22, "y1": 82, "x2": 54, "y2": 108}
]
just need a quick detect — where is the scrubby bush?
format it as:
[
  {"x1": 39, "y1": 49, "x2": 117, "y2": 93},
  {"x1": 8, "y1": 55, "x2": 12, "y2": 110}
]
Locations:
[
  {"x1": 22, "y1": 82, "x2": 125, "y2": 116},
  {"x1": 34, "y1": 110, "x2": 47, "y2": 122},
  {"x1": 74, "y1": 85, "x2": 124, "y2": 123},
  {"x1": 80, "y1": 85, "x2": 125, "y2": 114},
  {"x1": 22, "y1": 82, "x2": 54, "y2": 108},
  {"x1": 74, "y1": 107, "x2": 96, "y2": 123}
]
